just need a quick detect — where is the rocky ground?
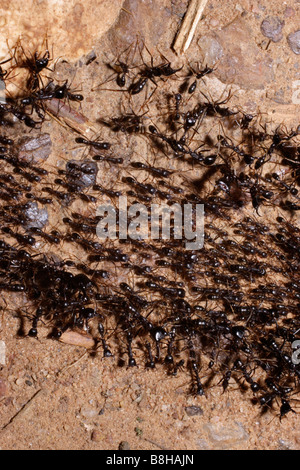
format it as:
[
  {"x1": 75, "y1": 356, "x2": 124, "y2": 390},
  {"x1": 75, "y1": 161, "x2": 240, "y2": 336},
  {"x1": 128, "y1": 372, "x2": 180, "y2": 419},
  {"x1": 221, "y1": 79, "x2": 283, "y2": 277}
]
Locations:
[{"x1": 0, "y1": 0, "x2": 299, "y2": 451}]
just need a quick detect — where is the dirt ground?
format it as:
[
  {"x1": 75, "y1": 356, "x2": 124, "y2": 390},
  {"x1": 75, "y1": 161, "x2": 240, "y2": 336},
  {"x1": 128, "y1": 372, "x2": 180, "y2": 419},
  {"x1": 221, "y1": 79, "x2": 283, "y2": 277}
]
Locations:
[{"x1": 0, "y1": 0, "x2": 299, "y2": 450}]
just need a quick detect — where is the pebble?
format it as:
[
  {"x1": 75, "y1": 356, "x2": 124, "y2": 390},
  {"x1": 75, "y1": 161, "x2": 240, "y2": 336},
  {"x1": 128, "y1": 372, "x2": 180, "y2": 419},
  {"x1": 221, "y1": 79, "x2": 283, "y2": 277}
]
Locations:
[
  {"x1": 287, "y1": 30, "x2": 300, "y2": 55},
  {"x1": 59, "y1": 328, "x2": 96, "y2": 349},
  {"x1": 198, "y1": 36, "x2": 224, "y2": 66},
  {"x1": 119, "y1": 441, "x2": 131, "y2": 450},
  {"x1": 0, "y1": 340, "x2": 5, "y2": 365},
  {"x1": 108, "y1": 0, "x2": 171, "y2": 54},
  {"x1": 284, "y1": 7, "x2": 295, "y2": 18},
  {"x1": 80, "y1": 407, "x2": 98, "y2": 419},
  {"x1": 278, "y1": 439, "x2": 292, "y2": 450},
  {"x1": 91, "y1": 429, "x2": 103, "y2": 442},
  {"x1": 260, "y1": 16, "x2": 284, "y2": 42},
  {"x1": 84, "y1": 50, "x2": 97, "y2": 66},
  {"x1": 203, "y1": 422, "x2": 249, "y2": 449},
  {"x1": 0, "y1": 378, "x2": 7, "y2": 397},
  {"x1": 18, "y1": 134, "x2": 52, "y2": 163},
  {"x1": 198, "y1": 18, "x2": 274, "y2": 89},
  {"x1": 185, "y1": 406, "x2": 204, "y2": 416},
  {"x1": 24, "y1": 202, "x2": 48, "y2": 229}
]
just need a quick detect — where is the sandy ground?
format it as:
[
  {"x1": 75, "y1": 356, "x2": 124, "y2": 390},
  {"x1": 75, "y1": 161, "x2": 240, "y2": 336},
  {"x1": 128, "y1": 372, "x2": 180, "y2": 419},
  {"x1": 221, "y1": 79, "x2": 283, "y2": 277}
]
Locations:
[{"x1": 0, "y1": 0, "x2": 299, "y2": 450}]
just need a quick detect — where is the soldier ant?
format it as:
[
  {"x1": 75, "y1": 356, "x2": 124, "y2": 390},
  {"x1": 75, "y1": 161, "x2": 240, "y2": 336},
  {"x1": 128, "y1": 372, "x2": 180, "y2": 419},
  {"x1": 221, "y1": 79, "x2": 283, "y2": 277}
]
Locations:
[
  {"x1": 12, "y1": 37, "x2": 53, "y2": 91},
  {"x1": 180, "y1": 63, "x2": 214, "y2": 94}
]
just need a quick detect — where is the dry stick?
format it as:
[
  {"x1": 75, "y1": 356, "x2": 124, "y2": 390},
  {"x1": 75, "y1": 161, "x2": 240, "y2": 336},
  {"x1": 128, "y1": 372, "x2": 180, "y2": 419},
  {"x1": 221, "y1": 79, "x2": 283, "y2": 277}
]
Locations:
[
  {"x1": 56, "y1": 351, "x2": 87, "y2": 377},
  {"x1": 173, "y1": 0, "x2": 209, "y2": 55},
  {"x1": 143, "y1": 437, "x2": 167, "y2": 450},
  {"x1": 1, "y1": 389, "x2": 42, "y2": 431}
]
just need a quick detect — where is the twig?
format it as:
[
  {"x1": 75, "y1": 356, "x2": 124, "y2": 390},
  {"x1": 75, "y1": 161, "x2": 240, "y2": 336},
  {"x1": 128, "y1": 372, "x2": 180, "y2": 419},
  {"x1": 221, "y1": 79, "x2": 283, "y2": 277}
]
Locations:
[
  {"x1": 143, "y1": 437, "x2": 167, "y2": 450},
  {"x1": 173, "y1": 0, "x2": 209, "y2": 55},
  {"x1": 56, "y1": 351, "x2": 87, "y2": 377},
  {"x1": 1, "y1": 389, "x2": 42, "y2": 431}
]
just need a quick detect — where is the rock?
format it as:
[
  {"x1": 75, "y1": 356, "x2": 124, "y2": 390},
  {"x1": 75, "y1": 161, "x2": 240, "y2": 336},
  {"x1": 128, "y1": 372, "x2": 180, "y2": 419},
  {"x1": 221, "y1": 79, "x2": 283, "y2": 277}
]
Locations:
[
  {"x1": 0, "y1": 340, "x2": 5, "y2": 365},
  {"x1": 81, "y1": 407, "x2": 98, "y2": 419},
  {"x1": 198, "y1": 18, "x2": 274, "y2": 89},
  {"x1": 0, "y1": 378, "x2": 7, "y2": 397},
  {"x1": 119, "y1": 441, "x2": 131, "y2": 450},
  {"x1": 260, "y1": 17, "x2": 284, "y2": 42},
  {"x1": 0, "y1": 0, "x2": 123, "y2": 61},
  {"x1": 278, "y1": 439, "x2": 292, "y2": 450},
  {"x1": 203, "y1": 421, "x2": 249, "y2": 449},
  {"x1": 185, "y1": 405, "x2": 204, "y2": 416},
  {"x1": 59, "y1": 328, "x2": 95, "y2": 349},
  {"x1": 58, "y1": 396, "x2": 69, "y2": 413},
  {"x1": 107, "y1": 0, "x2": 171, "y2": 55},
  {"x1": 24, "y1": 202, "x2": 48, "y2": 229},
  {"x1": 287, "y1": 30, "x2": 300, "y2": 55},
  {"x1": 197, "y1": 36, "x2": 224, "y2": 66},
  {"x1": 284, "y1": 7, "x2": 295, "y2": 18},
  {"x1": 196, "y1": 438, "x2": 210, "y2": 450},
  {"x1": 91, "y1": 430, "x2": 103, "y2": 442},
  {"x1": 18, "y1": 134, "x2": 52, "y2": 164},
  {"x1": 84, "y1": 50, "x2": 97, "y2": 66}
]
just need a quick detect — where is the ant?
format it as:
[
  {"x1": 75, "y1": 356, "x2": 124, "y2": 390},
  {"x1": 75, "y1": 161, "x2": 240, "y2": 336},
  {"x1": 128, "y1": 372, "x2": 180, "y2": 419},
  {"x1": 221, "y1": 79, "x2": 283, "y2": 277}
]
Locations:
[
  {"x1": 130, "y1": 161, "x2": 171, "y2": 178},
  {"x1": 129, "y1": 42, "x2": 181, "y2": 100},
  {"x1": 93, "y1": 155, "x2": 123, "y2": 164},
  {"x1": 75, "y1": 136, "x2": 111, "y2": 150},
  {"x1": 180, "y1": 63, "x2": 214, "y2": 94},
  {"x1": 237, "y1": 112, "x2": 255, "y2": 130},
  {"x1": 13, "y1": 37, "x2": 53, "y2": 91},
  {"x1": 93, "y1": 43, "x2": 137, "y2": 91},
  {"x1": 255, "y1": 126, "x2": 299, "y2": 170},
  {"x1": 101, "y1": 107, "x2": 148, "y2": 134},
  {"x1": 51, "y1": 80, "x2": 84, "y2": 102},
  {"x1": 217, "y1": 134, "x2": 254, "y2": 165},
  {"x1": 0, "y1": 56, "x2": 13, "y2": 82}
]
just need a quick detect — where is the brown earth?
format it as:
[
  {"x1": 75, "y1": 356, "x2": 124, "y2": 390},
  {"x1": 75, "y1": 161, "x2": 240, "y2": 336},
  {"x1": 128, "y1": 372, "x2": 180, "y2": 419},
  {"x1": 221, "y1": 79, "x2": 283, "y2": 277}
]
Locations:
[{"x1": 0, "y1": 0, "x2": 299, "y2": 450}]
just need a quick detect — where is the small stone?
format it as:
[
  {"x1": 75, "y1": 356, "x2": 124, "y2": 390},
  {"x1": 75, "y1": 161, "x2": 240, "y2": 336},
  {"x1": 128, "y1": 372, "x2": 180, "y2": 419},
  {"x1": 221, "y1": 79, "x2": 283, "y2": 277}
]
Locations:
[
  {"x1": 196, "y1": 438, "x2": 210, "y2": 450},
  {"x1": 0, "y1": 378, "x2": 7, "y2": 398},
  {"x1": 15, "y1": 377, "x2": 25, "y2": 386},
  {"x1": 107, "y1": 0, "x2": 171, "y2": 54},
  {"x1": 119, "y1": 441, "x2": 131, "y2": 450},
  {"x1": 81, "y1": 407, "x2": 98, "y2": 419},
  {"x1": 203, "y1": 422, "x2": 249, "y2": 449},
  {"x1": 24, "y1": 202, "x2": 48, "y2": 229},
  {"x1": 287, "y1": 30, "x2": 300, "y2": 55},
  {"x1": 58, "y1": 396, "x2": 69, "y2": 413},
  {"x1": 198, "y1": 35, "x2": 224, "y2": 66},
  {"x1": 284, "y1": 7, "x2": 294, "y2": 18},
  {"x1": 260, "y1": 17, "x2": 285, "y2": 42},
  {"x1": 91, "y1": 430, "x2": 103, "y2": 442},
  {"x1": 59, "y1": 328, "x2": 95, "y2": 349},
  {"x1": 185, "y1": 406, "x2": 204, "y2": 416},
  {"x1": 198, "y1": 18, "x2": 274, "y2": 89},
  {"x1": 0, "y1": 340, "x2": 5, "y2": 365},
  {"x1": 278, "y1": 439, "x2": 292, "y2": 450},
  {"x1": 18, "y1": 134, "x2": 52, "y2": 163}
]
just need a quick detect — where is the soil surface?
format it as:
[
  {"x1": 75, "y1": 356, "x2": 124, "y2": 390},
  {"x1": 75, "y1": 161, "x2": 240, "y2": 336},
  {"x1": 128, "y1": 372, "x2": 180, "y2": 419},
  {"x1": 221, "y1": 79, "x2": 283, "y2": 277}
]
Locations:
[{"x1": 0, "y1": 0, "x2": 299, "y2": 450}]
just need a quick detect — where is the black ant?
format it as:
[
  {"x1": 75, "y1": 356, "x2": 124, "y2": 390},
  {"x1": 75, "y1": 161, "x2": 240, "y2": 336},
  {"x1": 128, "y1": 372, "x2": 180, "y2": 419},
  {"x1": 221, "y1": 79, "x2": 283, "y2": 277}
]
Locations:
[
  {"x1": 130, "y1": 161, "x2": 171, "y2": 178},
  {"x1": 75, "y1": 136, "x2": 111, "y2": 150},
  {"x1": 129, "y1": 42, "x2": 181, "y2": 100},
  {"x1": 93, "y1": 43, "x2": 136, "y2": 90},
  {"x1": 101, "y1": 108, "x2": 148, "y2": 134},
  {"x1": 0, "y1": 56, "x2": 13, "y2": 82},
  {"x1": 13, "y1": 37, "x2": 53, "y2": 91},
  {"x1": 180, "y1": 63, "x2": 214, "y2": 94}
]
